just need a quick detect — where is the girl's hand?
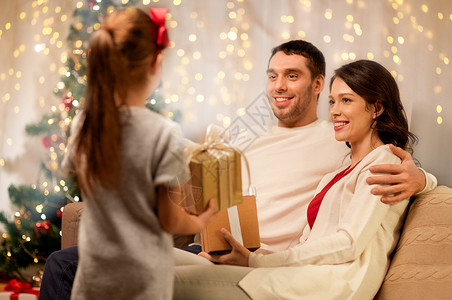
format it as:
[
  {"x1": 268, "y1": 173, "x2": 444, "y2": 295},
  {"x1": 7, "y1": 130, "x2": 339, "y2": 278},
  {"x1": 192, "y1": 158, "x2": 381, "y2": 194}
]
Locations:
[
  {"x1": 196, "y1": 199, "x2": 217, "y2": 228},
  {"x1": 158, "y1": 187, "x2": 216, "y2": 234},
  {"x1": 198, "y1": 228, "x2": 250, "y2": 267}
]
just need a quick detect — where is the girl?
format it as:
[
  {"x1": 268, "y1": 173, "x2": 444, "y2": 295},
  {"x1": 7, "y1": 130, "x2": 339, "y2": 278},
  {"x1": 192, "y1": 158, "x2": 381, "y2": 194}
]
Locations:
[
  {"x1": 65, "y1": 8, "x2": 215, "y2": 300},
  {"x1": 174, "y1": 60, "x2": 423, "y2": 299}
]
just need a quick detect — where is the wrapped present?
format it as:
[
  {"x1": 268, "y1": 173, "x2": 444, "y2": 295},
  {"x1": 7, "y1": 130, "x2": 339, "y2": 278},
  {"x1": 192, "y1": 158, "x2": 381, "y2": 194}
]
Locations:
[
  {"x1": 0, "y1": 292, "x2": 38, "y2": 300},
  {"x1": 0, "y1": 279, "x2": 39, "y2": 300},
  {"x1": 186, "y1": 125, "x2": 243, "y2": 213},
  {"x1": 201, "y1": 195, "x2": 260, "y2": 253}
]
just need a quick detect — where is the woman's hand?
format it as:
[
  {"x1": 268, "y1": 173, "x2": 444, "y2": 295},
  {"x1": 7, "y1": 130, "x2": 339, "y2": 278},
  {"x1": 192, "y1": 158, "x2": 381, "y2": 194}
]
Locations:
[{"x1": 198, "y1": 228, "x2": 250, "y2": 267}]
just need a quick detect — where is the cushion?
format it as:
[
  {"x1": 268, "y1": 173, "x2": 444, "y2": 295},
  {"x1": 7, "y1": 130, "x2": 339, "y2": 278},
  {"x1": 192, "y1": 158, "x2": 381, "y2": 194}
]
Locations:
[{"x1": 375, "y1": 185, "x2": 452, "y2": 299}]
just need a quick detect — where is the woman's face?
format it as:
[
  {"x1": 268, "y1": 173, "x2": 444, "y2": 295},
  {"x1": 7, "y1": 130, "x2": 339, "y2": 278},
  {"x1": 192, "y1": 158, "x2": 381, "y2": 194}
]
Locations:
[{"x1": 328, "y1": 77, "x2": 377, "y2": 147}]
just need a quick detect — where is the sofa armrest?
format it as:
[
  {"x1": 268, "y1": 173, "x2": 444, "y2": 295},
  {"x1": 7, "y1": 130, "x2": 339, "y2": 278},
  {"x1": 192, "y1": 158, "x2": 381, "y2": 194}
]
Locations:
[
  {"x1": 61, "y1": 202, "x2": 84, "y2": 249},
  {"x1": 375, "y1": 185, "x2": 452, "y2": 299}
]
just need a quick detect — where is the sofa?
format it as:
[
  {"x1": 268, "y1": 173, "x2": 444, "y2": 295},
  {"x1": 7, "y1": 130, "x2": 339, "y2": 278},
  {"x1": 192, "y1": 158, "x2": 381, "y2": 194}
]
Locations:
[{"x1": 61, "y1": 186, "x2": 452, "y2": 299}]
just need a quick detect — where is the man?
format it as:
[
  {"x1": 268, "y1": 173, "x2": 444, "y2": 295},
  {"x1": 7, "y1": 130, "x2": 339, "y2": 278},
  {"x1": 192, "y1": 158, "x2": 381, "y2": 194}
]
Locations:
[{"x1": 39, "y1": 40, "x2": 435, "y2": 300}]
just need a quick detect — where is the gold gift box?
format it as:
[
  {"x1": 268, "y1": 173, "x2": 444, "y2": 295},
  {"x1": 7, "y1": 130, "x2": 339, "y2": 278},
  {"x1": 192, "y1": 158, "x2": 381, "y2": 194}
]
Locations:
[{"x1": 189, "y1": 146, "x2": 243, "y2": 213}]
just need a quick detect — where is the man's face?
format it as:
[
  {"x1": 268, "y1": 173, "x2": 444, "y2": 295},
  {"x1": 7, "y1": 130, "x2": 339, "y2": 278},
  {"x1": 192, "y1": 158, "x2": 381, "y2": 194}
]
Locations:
[{"x1": 266, "y1": 51, "x2": 323, "y2": 127}]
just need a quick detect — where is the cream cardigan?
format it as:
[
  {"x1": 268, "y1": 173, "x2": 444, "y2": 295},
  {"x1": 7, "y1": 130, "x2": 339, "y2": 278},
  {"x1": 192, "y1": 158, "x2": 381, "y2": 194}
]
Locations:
[{"x1": 240, "y1": 145, "x2": 417, "y2": 300}]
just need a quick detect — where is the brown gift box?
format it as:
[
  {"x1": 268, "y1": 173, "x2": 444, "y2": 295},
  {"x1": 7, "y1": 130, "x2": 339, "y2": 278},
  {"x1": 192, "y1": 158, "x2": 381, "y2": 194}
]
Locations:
[
  {"x1": 188, "y1": 144, "x2": 243, "y2": 214},
  {"x1": 201, "y1": 195, "x2": 260, "y2": 254}
]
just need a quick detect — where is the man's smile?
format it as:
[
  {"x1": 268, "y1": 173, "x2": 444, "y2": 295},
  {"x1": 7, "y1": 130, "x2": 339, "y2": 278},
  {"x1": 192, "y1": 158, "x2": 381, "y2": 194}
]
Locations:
[{"x1": 273, "y1": 96, "x2": 293, "y2": 107}]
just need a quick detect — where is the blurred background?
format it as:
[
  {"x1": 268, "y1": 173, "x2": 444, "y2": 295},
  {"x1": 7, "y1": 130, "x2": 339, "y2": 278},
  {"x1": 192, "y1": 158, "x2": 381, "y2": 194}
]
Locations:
[{"x1": 1, "y1": 0, "x2": 451, "y2": 214}]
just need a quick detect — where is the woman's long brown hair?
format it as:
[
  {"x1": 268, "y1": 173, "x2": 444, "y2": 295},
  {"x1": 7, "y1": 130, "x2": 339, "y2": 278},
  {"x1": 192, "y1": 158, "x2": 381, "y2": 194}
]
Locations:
[
  {"x1": 330, "y1": 60, "x2": 417, "y2": 153},
  {"x1": 71, "y1": 8, "x2": 159, "y2": 195}
]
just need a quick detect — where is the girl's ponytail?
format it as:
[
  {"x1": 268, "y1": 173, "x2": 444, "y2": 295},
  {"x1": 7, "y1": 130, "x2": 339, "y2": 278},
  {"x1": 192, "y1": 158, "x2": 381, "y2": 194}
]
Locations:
[
  {"x1": 71, "y1": 8, "x2": 161, "y2": 195},
  {"x1": 73, "y1": 27, "x2": 123, "y2": 194}
]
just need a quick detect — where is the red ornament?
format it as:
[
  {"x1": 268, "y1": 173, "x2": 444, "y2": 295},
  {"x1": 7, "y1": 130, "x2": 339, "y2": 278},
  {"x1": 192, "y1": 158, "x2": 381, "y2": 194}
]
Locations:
[
  {"x1": 35, "y1": 220, "x2": 51, "y2": 237},
  {"x1": 41, "y1": 136, "x2": 51, "y2": 149},
  {"x1": 62, "y1": 96, "x2": 74, "y2": 111},
  {"x1": 56, "y1": 207, "x2": 64, "y2": 219}
]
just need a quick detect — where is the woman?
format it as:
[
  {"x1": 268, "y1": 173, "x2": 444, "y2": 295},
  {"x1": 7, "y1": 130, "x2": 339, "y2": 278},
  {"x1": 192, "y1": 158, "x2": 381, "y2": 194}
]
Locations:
[{"x1": 174, "y1": 60, "x2": 418, "y2": 299}]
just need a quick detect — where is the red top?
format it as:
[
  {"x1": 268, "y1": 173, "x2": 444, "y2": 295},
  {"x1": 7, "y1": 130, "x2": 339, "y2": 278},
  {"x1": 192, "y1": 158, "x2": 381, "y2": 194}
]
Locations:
[{"x1": 307, "y1": 162, "x2": 360, "y2": 229}]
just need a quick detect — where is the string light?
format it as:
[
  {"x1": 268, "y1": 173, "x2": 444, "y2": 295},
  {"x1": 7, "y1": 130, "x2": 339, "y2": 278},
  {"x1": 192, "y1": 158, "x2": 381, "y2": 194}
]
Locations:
[{"x1": 36, "y1": 205, "x2": 44, "y2": 213}]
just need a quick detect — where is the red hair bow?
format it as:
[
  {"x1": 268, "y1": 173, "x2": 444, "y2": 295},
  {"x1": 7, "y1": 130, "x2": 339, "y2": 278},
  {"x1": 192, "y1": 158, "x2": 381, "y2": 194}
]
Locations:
[{"x1": 149, "y1": 8, "x2": 169, "y2": 49}]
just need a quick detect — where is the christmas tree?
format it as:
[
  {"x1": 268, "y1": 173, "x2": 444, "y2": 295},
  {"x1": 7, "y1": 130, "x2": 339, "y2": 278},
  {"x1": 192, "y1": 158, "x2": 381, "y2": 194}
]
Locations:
[{"x1": 0, "y1": 0, "x2": 176, "y2": 282}]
